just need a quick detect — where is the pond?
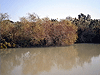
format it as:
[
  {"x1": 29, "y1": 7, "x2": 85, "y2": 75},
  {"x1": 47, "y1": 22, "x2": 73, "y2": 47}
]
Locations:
[{"x1": 0, "y1": 44, "x2": 100, "y2": 75}]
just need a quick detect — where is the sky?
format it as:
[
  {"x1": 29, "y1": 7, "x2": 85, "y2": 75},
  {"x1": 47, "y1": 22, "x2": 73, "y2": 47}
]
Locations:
[{"x1": 0, "y1": 0, "x2": 100, "y2": 22}]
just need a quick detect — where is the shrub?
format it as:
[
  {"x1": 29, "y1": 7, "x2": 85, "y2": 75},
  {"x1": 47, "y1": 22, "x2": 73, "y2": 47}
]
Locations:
[
  {"x1": 33, "y1": 18, "x2": 78, "y2": 46},
  {"x1": 0, "y1": 13, "x2": 78, "y2": 48},
  {"x1": 0, "y1": 20, "x2": 16, "y2": 44}
]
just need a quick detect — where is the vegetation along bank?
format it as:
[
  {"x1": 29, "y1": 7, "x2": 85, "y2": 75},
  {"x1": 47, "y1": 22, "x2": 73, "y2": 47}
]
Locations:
[{"x1": 0, "y1": 13, "x2": 100, "y2": 49}]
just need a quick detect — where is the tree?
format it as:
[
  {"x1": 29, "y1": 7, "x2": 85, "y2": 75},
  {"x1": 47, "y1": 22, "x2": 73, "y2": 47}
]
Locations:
[
  {"x1": 86, "y1": 14, "x2": 91, "y2": 20},
  {"x1": 0, "y1": 13, "x2": 9, "y2": 22},
  {"x1": 66, "y1": 16, "x2": 73, "y2": 21},
  {"x1": 28, "y1": 13, "x2": 39, "y2": 22},
  {"x1": 0, "y1": 13, "x2": 9, "y2": 42}
]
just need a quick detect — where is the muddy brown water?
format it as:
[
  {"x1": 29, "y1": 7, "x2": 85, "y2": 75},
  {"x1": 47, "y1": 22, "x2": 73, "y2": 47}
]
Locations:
[{"x1": 0, "y1": 44, "x2": 100, "y2": 75}]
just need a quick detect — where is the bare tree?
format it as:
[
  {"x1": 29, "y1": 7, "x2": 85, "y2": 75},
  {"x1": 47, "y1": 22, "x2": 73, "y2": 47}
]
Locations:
[
  {"x1": 28, "y1": 13, "x2": 39, "y2": 22},
  {"x1": 0, "y1": 13, "x2": 9, "y2": 21}
]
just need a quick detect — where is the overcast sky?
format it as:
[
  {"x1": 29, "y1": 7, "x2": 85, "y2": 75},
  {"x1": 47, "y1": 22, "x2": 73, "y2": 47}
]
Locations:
[{"x1": 0, "y1": 0, "x2": 100, "y2": 21}]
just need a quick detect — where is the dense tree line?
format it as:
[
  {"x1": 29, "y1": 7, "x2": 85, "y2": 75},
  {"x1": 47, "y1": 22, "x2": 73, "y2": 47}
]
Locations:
[
  {"x1": 0, "y1": 13, "x2": 77, "y2": 49},
  {"x1": 72, "y1": 13, "x2": 100, "y2": 43},
  {"x1": 0, "y1": 13, "x2": 100, "y2": 49}
]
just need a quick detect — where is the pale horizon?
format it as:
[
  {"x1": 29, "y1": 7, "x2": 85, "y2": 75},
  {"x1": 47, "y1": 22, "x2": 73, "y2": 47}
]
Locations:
[{"x1": 1, "y1": 0, "x2": 100, "y2": 22}]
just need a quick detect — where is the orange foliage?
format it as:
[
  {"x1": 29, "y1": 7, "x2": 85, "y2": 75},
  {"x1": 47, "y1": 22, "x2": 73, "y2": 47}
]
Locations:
[{"x1": 0, "y1": 14, "x2": 78, "y2": 47}]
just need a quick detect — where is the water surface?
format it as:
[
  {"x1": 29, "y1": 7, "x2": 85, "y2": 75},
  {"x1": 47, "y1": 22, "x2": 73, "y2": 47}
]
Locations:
[{"x1": 0, "y1": 44, "x2": 100, "y2": 75}]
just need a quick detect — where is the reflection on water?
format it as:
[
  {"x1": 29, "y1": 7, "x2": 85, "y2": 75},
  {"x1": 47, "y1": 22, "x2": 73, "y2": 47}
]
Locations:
[{"x1": 0, "y1": 44, "x2": 100, "y2": 75}]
